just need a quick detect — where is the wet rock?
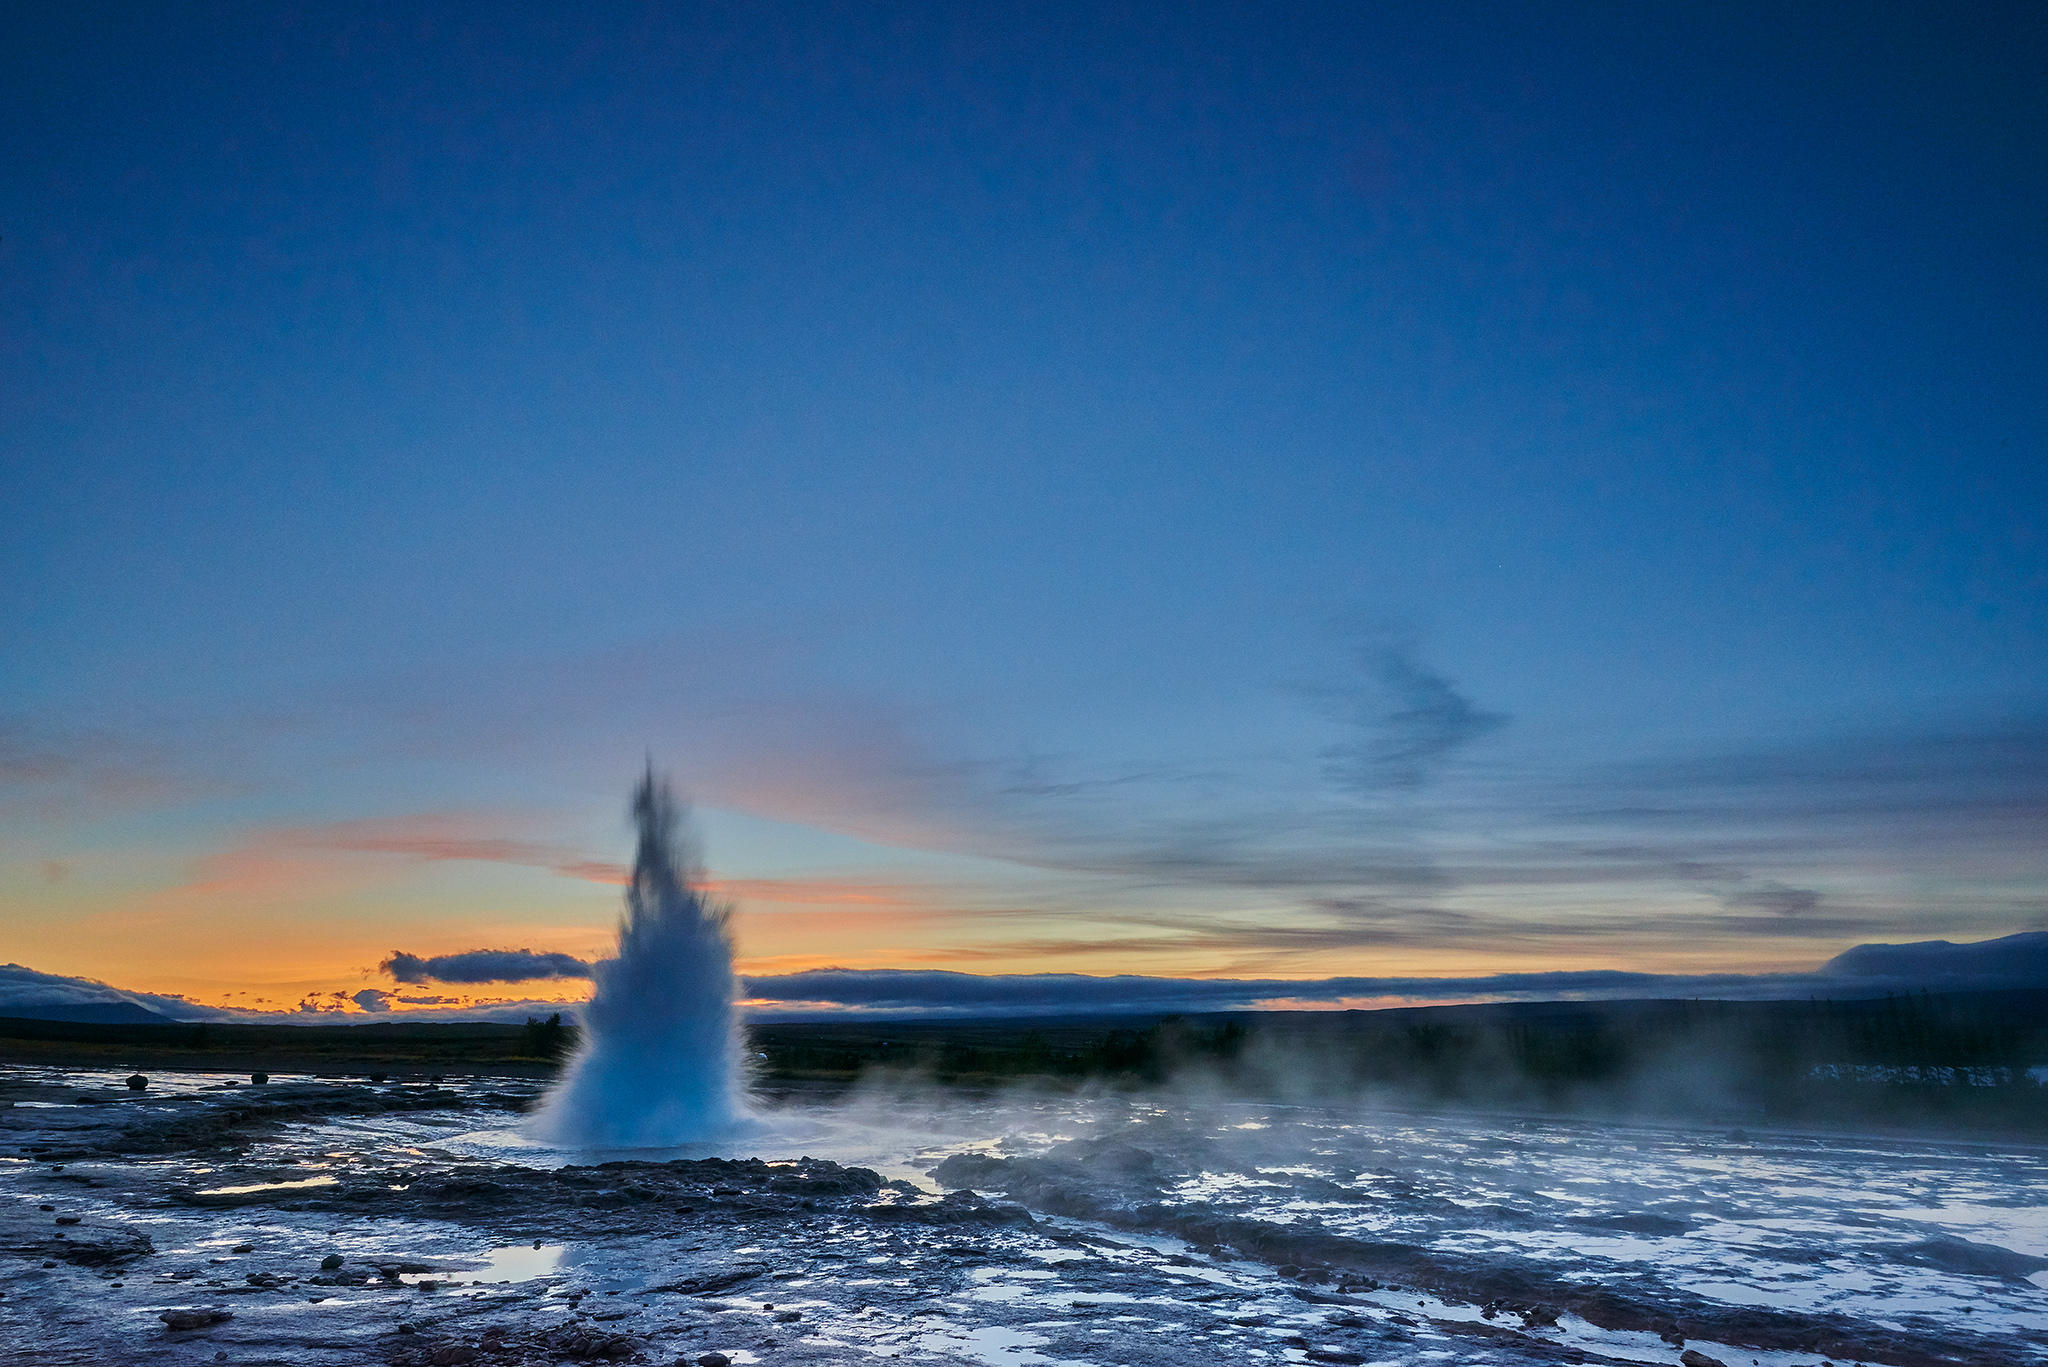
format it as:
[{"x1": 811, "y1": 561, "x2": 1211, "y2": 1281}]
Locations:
[
  {"x1": 250, "y1": 1072, "x2": 268, "y2": 1084},
  {"x1": 429, "y1": 1346, "x2": 479, "y2": 1365},
  {"x1": 774, "y1": 1309, "x2": 802, "y2": 1322},
  {"x1": 159, "y1": 1307, "x2": 234, "y2": 1330},
  {"x1": 695, "y1": 1355, "x2": 731, "y2": 1367},
  {"x1": 1, "y1": 1208, "x2": 155, "y2": 1266},
  {"x1": 126, "y1": 1075, "x2": 148, "y2": 1091},
  {"x1": 547, "y1": 1326, "x2": 638, "y2": 1359},
  {"x1": 231, "y1": 1242, "x2": 254, "y2": 1253},
  {"x1": 369, "y1": 1260, "x2": 437, "y2": 1278},
  {"x1": 320, "y1": 1252, "x2": 345, "y2": 1269},
  {"x1": 246, "y1": 1272, "x2": 285, "y2": 1287},
  {"x1": 650, "y1": 1263, "x2": 769, "y2": 1296},
  {"x1": 859, "y1": 1187, "x2": 1032, "y2": 1227},
  {"x1": 1680, "y1": 1352, "x2": 1729, "y2": 1367}
]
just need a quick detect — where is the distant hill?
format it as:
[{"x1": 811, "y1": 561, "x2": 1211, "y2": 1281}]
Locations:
[
  {"x1": 1822, "y1": 931, "x2": 2048, "y2": 986},
  {"x1": 9, "y1": 1001, "x2": 178, "y2": 1025}
]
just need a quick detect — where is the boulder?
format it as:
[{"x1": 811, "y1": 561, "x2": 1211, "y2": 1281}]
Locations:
[{"x1": 160, "y1": 1307, "x2": 233, "y2": 1331}]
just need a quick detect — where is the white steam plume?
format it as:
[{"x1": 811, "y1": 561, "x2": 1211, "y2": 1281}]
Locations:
[{"x1": 530, "y1": 765, "x2": 747, "y2": 1146}]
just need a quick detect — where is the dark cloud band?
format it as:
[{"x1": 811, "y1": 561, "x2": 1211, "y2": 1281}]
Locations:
[{"x1": 381, "y1": 948, "x2": 592, "y2": 985}]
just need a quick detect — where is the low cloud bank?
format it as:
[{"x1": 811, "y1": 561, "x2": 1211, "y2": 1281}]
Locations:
[
  {"x1": 2, "y1": 933, "x2": 2041, "y2": 1026},
  {"x1": 0, "y1": 963, "x2": 227, "y2": 1023},
  {"x1": 735, "y1": 932, "x2": 2047, "y2": 1016},
  {"x1": 381, "y1": 948, "x2": 591, "y2": 985}
]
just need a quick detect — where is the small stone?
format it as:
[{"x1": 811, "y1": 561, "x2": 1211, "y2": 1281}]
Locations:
[
  {"x1": 369, "y1": 1072, "x2": 388, "y2": 1084},
  {"x1": 160, "y1": 1307, "x2": 234, "y2": 1330},
  {"x1": 54, "y1": 1215, "x2": 80, "y2": 1225},
  {"x1": 417, "y1": 1279, "x2": 440, "y2": 1291},
  {"x1": 774, "y1": 1310, "x2": 802, "y2": 1322},
  {"x1": 231, "y1": 1243, "x2": 254, "y2": 1253},
  {"x1": 696, "y1": 1355, "x2": 731, "y2": 1367},
  {"x1": 38, "y1": 1204, "x2": 54, "y2": 1211},
  {"x1": 320, "y1": 1253, "x2": 345, "y2": 1270},
  {"x1": 398, "y1": 1322, "x2": 417, "y2": 1334},
  {"x1": 429, "y1": 1347, "x2": 479, "y2": 1366},
  {"x1": 250, "y1": 1072, "x2": 269, "y2": 1084},
  {"x1": 126, "y1": 1074, "x2": 148, "y2": 1090},
  {"x1": 1680, "y1": 1353, "x2": 1729, "y2": 1367}
]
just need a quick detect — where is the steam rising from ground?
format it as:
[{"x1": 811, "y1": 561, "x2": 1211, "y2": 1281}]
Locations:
[{"x1": 530, "y1": 768, "x2": 747, "y2": 1146}]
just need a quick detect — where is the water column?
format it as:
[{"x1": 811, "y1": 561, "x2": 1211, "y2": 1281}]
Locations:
[{"x1": 531, "y1": 766, "x2": 748, "y2": 1146}]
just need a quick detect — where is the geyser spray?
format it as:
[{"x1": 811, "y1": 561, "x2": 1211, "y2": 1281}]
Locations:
[{"x1": 531, "y1": 766, "x2": 747, "y2": 1146}]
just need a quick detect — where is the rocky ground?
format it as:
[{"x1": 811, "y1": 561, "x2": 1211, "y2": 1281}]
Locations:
[{"x1": 0, "y1": 1068, "x2": 2032, "y2": 1367}]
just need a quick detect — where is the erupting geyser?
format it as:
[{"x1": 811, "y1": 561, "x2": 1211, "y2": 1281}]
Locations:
[{"x1": 530, "y1": 765, "x2": 748, "y2": 1146}]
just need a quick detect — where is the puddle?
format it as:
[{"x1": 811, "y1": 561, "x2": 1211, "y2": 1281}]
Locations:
[
  {"x1": 452, "y1": 1243, "x2": 568, "y2": 1284},
  {"x1": 195, "y1": 1175, "x2": 340, "y2": 1196},
  {"x1": 917, "y1": 1324, "x2": 1079, "y2": 1367}
]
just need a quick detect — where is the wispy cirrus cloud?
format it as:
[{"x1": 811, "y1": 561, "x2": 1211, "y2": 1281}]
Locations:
[
  {"x1": 0, "y1": 717, "x2": 200, "y2": 818},
  {"x1": 1319, "y1": 637, "x2": 1508, "y2": 793}
]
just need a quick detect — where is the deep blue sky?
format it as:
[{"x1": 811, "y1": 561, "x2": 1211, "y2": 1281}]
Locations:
[{"x1": 3, "y1": 3, "x2": 2044, "y2": 1012}]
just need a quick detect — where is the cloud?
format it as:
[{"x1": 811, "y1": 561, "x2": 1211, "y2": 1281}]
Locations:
[
  {"x1": 1321, "y1": 639, "x2": 1508, "y2": 793},
  {"x1": 382, "y1": 948, "x2": 592, "y2": 985},
  {"x1": 266, "y1": 814, "x2": 935, "y2": 908},
  {"x1": 0, "y1": 962, "x2": 227, "y2": 1022},
  {"x1": 3, "y1": 931, "x2": 2044, "y2": 1026},
  {"x1": 0, "y1": 718, "x2": 193, "y2": 816},
  {"x1": 1721, "y1": 881, "x2": 1823, "y2": 916},
  {"x1": 733, "y1": 929, "x2": 2048, "y2": 1016}
]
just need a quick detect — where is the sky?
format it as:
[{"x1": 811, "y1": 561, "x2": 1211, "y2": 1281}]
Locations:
[{"x1": 2, "y1": 3, "x2": 2045, "y2": 1018}]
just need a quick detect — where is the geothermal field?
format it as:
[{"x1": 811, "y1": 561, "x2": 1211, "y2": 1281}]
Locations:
[
  {"x1": 4, "y1": 1065, "x2": 2046, "y2": 1367},
  {"x1": 3, "y1": 777, "x2": 2044, "y2": 1367}
]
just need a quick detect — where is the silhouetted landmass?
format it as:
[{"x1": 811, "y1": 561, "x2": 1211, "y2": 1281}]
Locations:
[
  {"x1": 0, "y1": 1016, "x2": 562, "y2": 1076},
  {"x1": 2, "y1": 989, "x2": 2045, "y2": 1134}
]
